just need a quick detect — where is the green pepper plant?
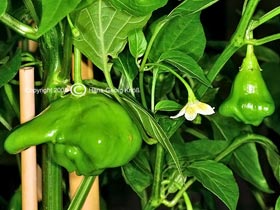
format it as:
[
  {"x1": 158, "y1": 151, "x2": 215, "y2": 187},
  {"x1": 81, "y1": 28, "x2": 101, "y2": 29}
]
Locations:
[{"x1": 0, "y1": 0, "x2": 280, "y2": 210}]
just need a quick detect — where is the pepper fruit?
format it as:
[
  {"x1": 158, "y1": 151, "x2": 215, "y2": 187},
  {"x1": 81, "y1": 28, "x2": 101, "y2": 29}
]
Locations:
[
  {"x1": 4, "y1": 93, "x2": 142, "y2": 176},
  {"x1": 219, "y1": 46, "x2": 275, "y2": 126},
  {"x1": 107, "y1": 0, "x2": 168, "y2": 16}
]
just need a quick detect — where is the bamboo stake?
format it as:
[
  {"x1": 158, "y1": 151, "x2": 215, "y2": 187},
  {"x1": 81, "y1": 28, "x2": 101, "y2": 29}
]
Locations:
[
  {"x1": 70, "y1": 57, "x2": 100, "y2": 210},
  {"x1": 19, "y1": 67, "x2": 38, "y2": 210}
]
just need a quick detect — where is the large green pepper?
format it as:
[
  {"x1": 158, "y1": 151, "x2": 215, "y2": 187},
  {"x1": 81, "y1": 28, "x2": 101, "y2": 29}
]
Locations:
[
  {"x1": 219, "y1": 46, "x2": 275, "y2": 126},
  {"x1": 4, "y1": 93, "x2": 142, "y2": 176},
  {"x1": 107, "y1": 0, "x2": 168, "y2": 16}
]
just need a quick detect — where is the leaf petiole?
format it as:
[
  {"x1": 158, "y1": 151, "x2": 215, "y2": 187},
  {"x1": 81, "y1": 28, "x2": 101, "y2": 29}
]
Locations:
[
  {"x1": 245, "y1": 33, "x2": 280, "y2": 45},
  {"x1": 0, "y1": 13, "x2": 39, "y2": 40},
  {"x1": 250, "y1": 6, "x2": 280, "y2": 30}
]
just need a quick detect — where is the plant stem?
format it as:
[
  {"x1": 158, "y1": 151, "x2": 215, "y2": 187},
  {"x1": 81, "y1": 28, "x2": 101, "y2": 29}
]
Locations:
[
  {"x1": 67, "y1": 176, "x2": 96, "y2": 210},
  {"x1": 151, "y1": 69, "x2": 159, "y2": 113},
  {"x1": 103, "y1": 66, "x2": 122, "y2": 103},
  {"x1": 144, "y1": 144, "x2": 165, "y2": 210},
  {"x1": 23, "y1": 0, "x2": 39, "y2": 24},
  {"x1": 196, "y1": 0, "x2": 260, "y2": 98},
  {"x1": 73, "y1": 47, "x2": 82, "y2": 84},
  {"x1": 246, "y1": 33, "x2": 280, "y2": 45},
  {"x1": 183, "y1": 192, "x2": 193, "y2": 210},
  {"x1": 250, "y1": 6, "x2": 280, "y2": 30},
  {"x1": 42, "y1": 144, "x2": 63, "y2": 210},
  {"x1": 139, "y1": 20, "x2": 167, "y2": 109},
  {"x1": 185, "y1": 128, "x2": 208, "y2": 139},
  {"x1": 0, "y1": 13, "x2": 39, "y2": 40},
  {"x1": 139, "y1": 71, "x2": 147, "y2": 108},
  {"x1": 214, "y1": 133, "x2": 277, "y2": 162},
  {"x1": 167, "y1": 68, "x2": 196, "y2": 101},
  {"x1": 147, "y1": 63, "x2": 197, "y2": 102},
  {"x1": 162, "y1": 178, "x2": 196, "y2": 207}
]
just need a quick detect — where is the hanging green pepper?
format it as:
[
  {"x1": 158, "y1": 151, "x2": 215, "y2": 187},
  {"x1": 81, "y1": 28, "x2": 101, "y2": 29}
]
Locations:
[
  {"x1": 4, "y1": 93, "x2": 142, "y2": 176},
  {"x1": 219, "y1": 45, "x2": 275, "y2": 126},
  {"x1": 107, "y1": 0, "x2": 168, "y2": 16}
]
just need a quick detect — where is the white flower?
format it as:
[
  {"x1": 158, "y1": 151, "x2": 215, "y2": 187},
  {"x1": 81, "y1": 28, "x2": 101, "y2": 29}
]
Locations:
[{"x1": 170, "y1": 100, "x2": 215, "y2": 121}]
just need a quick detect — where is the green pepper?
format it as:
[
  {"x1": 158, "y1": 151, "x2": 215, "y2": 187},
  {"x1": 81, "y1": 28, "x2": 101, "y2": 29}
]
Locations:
[
  {"x1": 4, "y1": 93, "x2": 142, "y2": 176},
  {"x1": 219, "y1": 46, "x2": 275, "y2": 126},
  {"x1": 107, "y1": 0, "x2": 168, "y2": 16}
]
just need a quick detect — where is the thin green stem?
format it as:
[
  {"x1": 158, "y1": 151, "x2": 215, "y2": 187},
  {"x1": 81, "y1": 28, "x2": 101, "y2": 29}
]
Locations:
[
  {"x1": 147, "y1": 62, "x2": 196, "y2": 101},
  {"x1": 250, "y1": 6, "x2": 280, "y2": 30},
  {"x1": 23, "y1": 0, "x2": 39, "y2": 24},
  {"x1": 246, "y1": 33, "x2": 280, "y2": 46},
  {"x1": 139, "y1": 71, "x2": 147, "y2": 108},
  {"x1": 185, "y1": 128, "x2": 208, "y2": 139},
  {"x1": 139, "y1": 20, "x2": 167, "y2": 108},
  {"x1": 103, "y1": 67, "x2": 122, "y2": 103},
  {"x1": 151, "y1": 69, "x2": 159, "y2": 113},
  {"x1": 162, "y1": 178, "x2": 196, "y2": 207},
  {"x1": 67, "y1": 176, "x2": 96, "y2": 210},
  {"x1": 196, "y1": 0, "x2": 260, "y2": 98},
  {"x1": 241, "y1": 0, "x2": 249, "y2": 15},
  {"x1": 67, "y1": 15, "x2": 80, "y2": 37},
  {"x1": 151, "y1": 144, "x2": 165, "y2": 206},
  {"x1": 183, "y1": 192, "x2": 193, "y2": 210},
  {"x1": 73, "y1": 47, "x2": 82, "y2": 84},
  {"x1": 253, "y1": 191, "x2": 267, "y2": 210},
  {"x1": 144, "y1": 144, "x2": 165, "y2": 210},
  {"x1": 0, "y1": 13, "x2": 39, "y2": 40},
  {"x1": 214, "y1": 133, "x2": 276, "y2": 162},
  {"x1": 167, "y1": 68, "x2": 196, "y2": 101}
]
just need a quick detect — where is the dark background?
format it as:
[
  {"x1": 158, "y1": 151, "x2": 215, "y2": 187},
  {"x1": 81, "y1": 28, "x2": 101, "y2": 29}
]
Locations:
[{"x1": 1, "y1": 0, "x2": 280, "y2": 210}]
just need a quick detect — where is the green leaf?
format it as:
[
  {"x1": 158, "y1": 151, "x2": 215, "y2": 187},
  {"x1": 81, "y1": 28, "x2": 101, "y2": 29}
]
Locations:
[
  {"x1": 276, "y1": 196, "x2": 280, "y2": 210},
  {"x1": 168, "y1": 0, "x2": 218, "y2": 19},
  {"x1": 8, "y1": 187, "x2": 21, "y2": 210},
  {"x1": 209, "y1": 113, "x2": 252, "y2": 141},
  {"x1": 151, "y1": 72, "x2": 175, "y2": 100},
  {"x1": 160, "y1": 51, "x2": 211, "y2": 86},
  {"x1": 0, "y1": 49, "x2": 21, "y2": 88},
  {"x1": 166, "y1": 140, "x2": 228, "y2": 165},
  {"x1": 149, "y1": 12, "x2": 206, "y2": 62},
  {"x1": 157, "y1": 115, "x2": 184, "y2": 139},
  {"x1": 0, "y1": 109, "x2": 12, "y2": 131},
  {"x1": 73, "y1": 0, "x2": 150, "y2": 71},
  {"x1": 37, "y1": 0, "x2": 81, "y2": 36},
  {"x1": 113, "y1": 49, "x2": 138, "y2": 95},
  {"x1": 229, "y1": 143, "x2": 272, "y2": 193},
  {"x1": 128, "y1": 29, "x2": 147, "y2": 59},
  {"x1": 155, "y1": 100, "x2": 182, "y2": 112},
  {"x1": 121, "y1": 95, "x2": 182, "y2": 175},
  {"x1": 0, "y1": 0, "x2": 8, "y2": 16},
  {"x1": 266, "y1": 149, "x2": 280, "y2": 184},
  {"x1": 187, "y1": 160, "x2": 239, "y2": 210},
  {"x1": 113, "y1": 50, "x2": 138, "y2": 80},
  {"x1": 121, "y1": 150, "x2": 153, "y2": 199}
]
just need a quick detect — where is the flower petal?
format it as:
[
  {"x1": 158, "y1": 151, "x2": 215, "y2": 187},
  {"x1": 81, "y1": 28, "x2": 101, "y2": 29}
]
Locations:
[
  {"x1": 184, "y1": 105, "x2": 198, "y2": 121},
  {"x1": 170, "y1": 106, "x2": 186, "y2": 119},
  {"x1": 195, "y1": 101, "x2": 215, "y2": 115}
]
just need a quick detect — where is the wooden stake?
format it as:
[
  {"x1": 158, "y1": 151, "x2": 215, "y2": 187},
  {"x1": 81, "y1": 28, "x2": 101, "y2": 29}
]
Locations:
[{"x1": 19, "y1": 67, "x2": 38, "y2": 210}]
